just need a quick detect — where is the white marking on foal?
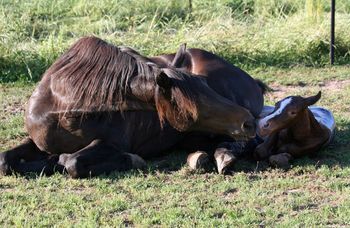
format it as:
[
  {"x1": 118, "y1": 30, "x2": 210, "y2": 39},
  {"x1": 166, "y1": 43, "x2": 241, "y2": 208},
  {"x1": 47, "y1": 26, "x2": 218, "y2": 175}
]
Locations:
[{"x1": 258, "y1": 97, "x2": 293, "y2": 129}]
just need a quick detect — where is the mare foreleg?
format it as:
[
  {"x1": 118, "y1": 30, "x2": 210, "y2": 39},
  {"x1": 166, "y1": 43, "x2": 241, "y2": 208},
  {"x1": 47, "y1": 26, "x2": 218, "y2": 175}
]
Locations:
[
  {"x1": 0, "y1": 138, "x2": 61, "y2": 176},
  {"x1": 58, "y1": 139, "x2": 146, "y2": 178}
]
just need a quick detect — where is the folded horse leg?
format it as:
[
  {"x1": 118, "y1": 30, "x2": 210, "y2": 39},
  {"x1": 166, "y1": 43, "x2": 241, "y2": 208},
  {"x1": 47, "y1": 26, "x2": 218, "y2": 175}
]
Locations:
[
  {"x1": 0, "y1": 138, "x2": 61, "y2": 176},
  {"x1": 269, "y1": 142, "x2": 316, "y2": 169},
  {"x1": 213, "y1": 138, "x2": 263, "y2": 174},
  {"x1": 186, "y1": 148, "x2": 237, "y2": 174},
  {"x1": 254, "y1": 133, "x2": 278, "y2": 160},
  {"x1": 186, "y1": 138, "x2": 258, "y2": 174},
  {"x1": 58, "y1": 139, "x2": 146, "y2": 178}
]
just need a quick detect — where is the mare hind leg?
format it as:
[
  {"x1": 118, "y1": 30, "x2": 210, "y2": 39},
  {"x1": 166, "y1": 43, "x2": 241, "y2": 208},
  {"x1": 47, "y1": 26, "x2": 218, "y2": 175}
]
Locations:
[
  {"x1": 58, "y1": 139, "x2": 146, "y2": 178},
  {"x1": 0, "y1": 138, "x2": 62, "y2": 176}
]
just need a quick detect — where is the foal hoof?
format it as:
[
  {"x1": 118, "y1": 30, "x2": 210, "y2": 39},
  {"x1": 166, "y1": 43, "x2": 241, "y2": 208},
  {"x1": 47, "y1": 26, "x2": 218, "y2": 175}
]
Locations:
[
  {"x1": 129, "y1": 154, "x2": 147, "y2": 170},
  {"x1": 214, "y1": 148, "x2": 236, "y2": 174},
  {"x1": 269, "y1": 153, "x2": 292, "y2": 169},
  {"x1": 187, "y1": 151, "x2": 209, "y2": 170}
]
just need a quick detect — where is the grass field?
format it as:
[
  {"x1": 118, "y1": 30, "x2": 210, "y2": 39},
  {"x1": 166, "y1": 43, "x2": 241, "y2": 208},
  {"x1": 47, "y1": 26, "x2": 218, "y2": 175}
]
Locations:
[{"x1": 1, "y1": 0, "x2": 350, "y2": 227}]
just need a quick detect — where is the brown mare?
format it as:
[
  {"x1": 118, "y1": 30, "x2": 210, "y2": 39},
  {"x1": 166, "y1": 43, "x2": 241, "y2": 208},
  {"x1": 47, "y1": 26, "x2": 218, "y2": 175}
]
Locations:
[
  {"x1": 0, "y1": 37, "x2": 264, "y2": 178},
  {"x1": 254, "y1": 92, "x2": 335, "y2": 168}
]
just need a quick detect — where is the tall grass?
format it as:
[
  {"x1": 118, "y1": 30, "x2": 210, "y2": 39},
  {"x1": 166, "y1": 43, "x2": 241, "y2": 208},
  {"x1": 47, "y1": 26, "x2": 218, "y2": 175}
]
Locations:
[{"x1": 0, "y1": 0, "x2": 349, "y2": 82}]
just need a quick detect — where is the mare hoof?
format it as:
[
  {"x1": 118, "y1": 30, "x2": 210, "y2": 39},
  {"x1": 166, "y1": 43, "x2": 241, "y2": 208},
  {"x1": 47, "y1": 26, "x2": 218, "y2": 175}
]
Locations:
[
  {"x1": 0, "y1": 161, "x2": 11, "y2": 176},
  {"x1": 187, "y1": 151, "x2": 209, "y2": 170},
  {"x1": 269, "y1": 153, "x2": 292, "y2": 169},
  {"x1": 47, "y1": 154, "x2": 64, "y2": 174},
  {"x1": 58, "y1": 153, "x2": 71, "y2": 167},
  {"x1": 129, "y1": 154, "x2": 147, "y2": 170},
  {"x1": 214, "y1": 148, "x2": 236, "y2": 174},
  {"x1": 0, "y1": 153, "x2": 11, "y2": 175}
]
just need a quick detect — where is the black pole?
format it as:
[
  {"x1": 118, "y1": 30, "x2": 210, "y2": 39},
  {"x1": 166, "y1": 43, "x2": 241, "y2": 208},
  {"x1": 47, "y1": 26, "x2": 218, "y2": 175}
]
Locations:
[{"x1": 330, "y1": 0, "x2": 335, "y2": 65}]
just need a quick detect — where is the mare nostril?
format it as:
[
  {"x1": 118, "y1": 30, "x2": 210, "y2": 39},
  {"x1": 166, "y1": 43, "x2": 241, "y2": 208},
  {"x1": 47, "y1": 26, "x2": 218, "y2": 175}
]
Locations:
[{"x1": 242, "y1": 120, "x2": 256, "y2": 133}]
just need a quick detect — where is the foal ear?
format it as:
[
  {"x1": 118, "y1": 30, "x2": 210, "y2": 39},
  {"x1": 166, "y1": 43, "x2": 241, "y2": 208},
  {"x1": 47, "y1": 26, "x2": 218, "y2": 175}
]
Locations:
[
  {"x1": 171, "y1": 43, "x2": 187, "y2": 68},
  {"x1": 303, "y1": 91, "x2": 321, "y2": 107},
  {"x1": 156, "y1": 71, "x2": 173, "y2": 90}
]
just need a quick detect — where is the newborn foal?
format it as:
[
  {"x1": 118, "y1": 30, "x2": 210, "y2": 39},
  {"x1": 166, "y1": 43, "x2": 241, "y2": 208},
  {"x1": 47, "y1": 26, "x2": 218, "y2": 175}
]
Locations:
[{"x1": 254, "y1": 92, "x2": 332, "y2": 168}]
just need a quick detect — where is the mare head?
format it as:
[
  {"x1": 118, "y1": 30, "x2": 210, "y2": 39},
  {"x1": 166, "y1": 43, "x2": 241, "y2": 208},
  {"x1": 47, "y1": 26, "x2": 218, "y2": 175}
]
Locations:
[
  {"x1": 257, "y1": 91, "x2": 321, "y2": 137},
  {"x1": 152, "y1": 68, "x2": 256, "y2": 138},
  {"x1": 131, "y1": 44, "x2": 256, "y2": 139}
]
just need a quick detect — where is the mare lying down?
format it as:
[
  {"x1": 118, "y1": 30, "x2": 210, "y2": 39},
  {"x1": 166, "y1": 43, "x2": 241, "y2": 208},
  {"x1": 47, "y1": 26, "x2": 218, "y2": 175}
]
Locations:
[
  {"x1": 187, "y1": 91, "x2": 335, "y2": 172},
  {"x1": 254, "y1": 91, "x2": 335, "y2": 168}
]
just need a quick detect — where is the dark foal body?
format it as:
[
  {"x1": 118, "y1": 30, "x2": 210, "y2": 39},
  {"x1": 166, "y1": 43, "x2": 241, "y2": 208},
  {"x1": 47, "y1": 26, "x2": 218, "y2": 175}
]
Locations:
[
  {"x1": 255, "y1": 92, "x2": 331, "y2": 167},
  {"x1": 0, "y1": 38, "x2": 264, "y2": 178}
]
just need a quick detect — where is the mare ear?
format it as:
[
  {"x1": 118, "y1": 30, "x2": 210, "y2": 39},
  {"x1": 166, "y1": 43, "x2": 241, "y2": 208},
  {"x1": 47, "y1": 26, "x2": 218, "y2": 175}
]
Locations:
[
  {"x1": 171, "y1": 43, "x2": 187, "y2": 68},
  {"x1": 303, "y1": 91, "x2": 321, "y2": 107},
  {"x1": 156, "y1": 71, "x2": 173, "y2": 90}
]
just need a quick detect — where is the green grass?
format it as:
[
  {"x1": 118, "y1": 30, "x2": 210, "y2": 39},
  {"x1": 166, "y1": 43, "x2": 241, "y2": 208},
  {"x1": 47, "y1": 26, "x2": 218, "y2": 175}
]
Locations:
[
  {"x1": 1, "y1": 0, "x2": 350, "y2": 82},
  {"x1": 1, "y1": 67, "x2": 350, "y2": 227},
  {"x1": 1, "y1": 0, "x2": 350, "y2": 226}
]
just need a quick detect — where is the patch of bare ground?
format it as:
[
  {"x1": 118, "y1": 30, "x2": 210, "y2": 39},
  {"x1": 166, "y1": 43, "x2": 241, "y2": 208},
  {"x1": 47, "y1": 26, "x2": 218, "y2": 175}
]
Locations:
[
  {"x1": 267, "y1": 79, "x2": 350, "y2": 101},
  {"x1": 1, "y1": 101, "x2": 25, "y2": 116}
]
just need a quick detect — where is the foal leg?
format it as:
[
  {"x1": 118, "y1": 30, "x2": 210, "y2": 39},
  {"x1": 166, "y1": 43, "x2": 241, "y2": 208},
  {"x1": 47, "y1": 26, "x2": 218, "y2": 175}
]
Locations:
[
  {"x1": 254, "y1": 133, "x2": 278, "y2": 160},
  {"x1": 58, "y1": 139, "x2": 146, "y2": 178},
  {"x1": 0, "y1": 138, "x2": 60, "y2": 176},
  {"x1": 269, "y1": 142, "x2": 316, "y2": 168}
]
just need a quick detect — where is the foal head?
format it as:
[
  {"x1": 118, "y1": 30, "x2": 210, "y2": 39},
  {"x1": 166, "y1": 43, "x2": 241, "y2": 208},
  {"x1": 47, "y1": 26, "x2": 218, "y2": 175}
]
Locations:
[{"x1": 258, "y1": 92, "x2": 321, "y2": 137}]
